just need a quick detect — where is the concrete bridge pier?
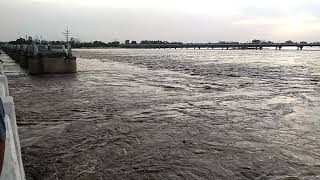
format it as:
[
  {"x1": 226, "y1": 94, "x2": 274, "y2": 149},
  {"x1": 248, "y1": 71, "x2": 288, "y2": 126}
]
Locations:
[
  {"x1": 19, "y1": 56, "x2": 29, "y2": 68},
  {"x1": 16, "y1": 45, "x2": 27, "y2": 64},
  {"x1": 11, "y1": 46, "x2": 21, "y2": 62},
  {"x1": 28, "y1": 56, "x2": 42, "y2": 74}
]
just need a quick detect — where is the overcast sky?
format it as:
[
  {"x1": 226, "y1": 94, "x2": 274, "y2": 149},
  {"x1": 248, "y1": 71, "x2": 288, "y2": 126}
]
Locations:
[{"x1": 1, "y1": 0, "x2": 320, "y2": 42}]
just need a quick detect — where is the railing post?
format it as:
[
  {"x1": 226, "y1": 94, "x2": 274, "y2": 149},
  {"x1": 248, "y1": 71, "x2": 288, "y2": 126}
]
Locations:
[
  {"x1": 33, "y1": 44, "x2": 38, "y2": 56},
  {"x1": 0, "y1": 60, "x2": 3, "y2": 75}
]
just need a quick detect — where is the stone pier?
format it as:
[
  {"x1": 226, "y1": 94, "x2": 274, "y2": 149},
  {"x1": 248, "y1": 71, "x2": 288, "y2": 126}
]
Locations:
[{"x1": 0, "y1": 44, "x2": 77, "y2": 75}]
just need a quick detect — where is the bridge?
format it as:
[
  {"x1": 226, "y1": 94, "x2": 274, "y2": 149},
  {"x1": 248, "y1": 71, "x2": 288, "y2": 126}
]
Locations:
[{"x1": 121, "y1": 43, "x2": 320, "y2": 50}]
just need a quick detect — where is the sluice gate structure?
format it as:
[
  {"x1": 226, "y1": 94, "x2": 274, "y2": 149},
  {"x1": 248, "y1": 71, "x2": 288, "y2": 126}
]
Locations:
[{"x1": 1, "y1": 44, "x2": 77, "y2": 75}]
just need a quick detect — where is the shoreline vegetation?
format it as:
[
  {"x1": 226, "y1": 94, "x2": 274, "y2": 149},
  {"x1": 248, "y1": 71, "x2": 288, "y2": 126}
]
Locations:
[{"x1": 1, "y1": 37, "x2": 319, "y2": 49}]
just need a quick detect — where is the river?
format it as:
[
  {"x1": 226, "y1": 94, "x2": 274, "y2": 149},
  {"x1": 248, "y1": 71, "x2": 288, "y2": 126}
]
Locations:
[{"x1": 4, "y1": 48, "x2": 320, "y2": 179}]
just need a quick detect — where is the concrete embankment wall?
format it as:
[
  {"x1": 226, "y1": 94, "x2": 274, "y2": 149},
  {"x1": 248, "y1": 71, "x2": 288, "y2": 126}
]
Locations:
[
  {"x1": 0, "y1": 51, "x2": 26, "y2": 180},
  {"x1": 1, "y1": 44, "x2": 77, "y2": 75}
]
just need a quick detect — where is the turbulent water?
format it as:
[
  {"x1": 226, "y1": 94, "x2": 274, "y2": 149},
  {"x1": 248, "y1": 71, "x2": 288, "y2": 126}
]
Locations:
[{"x1": 3, "y1": 48, "x2": 320, "y2": 179}]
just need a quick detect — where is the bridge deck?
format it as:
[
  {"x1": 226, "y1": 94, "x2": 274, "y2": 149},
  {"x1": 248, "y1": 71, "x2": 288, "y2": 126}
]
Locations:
[{"x1": 121, "y1": 43, "x2": 320, "y2": 49}]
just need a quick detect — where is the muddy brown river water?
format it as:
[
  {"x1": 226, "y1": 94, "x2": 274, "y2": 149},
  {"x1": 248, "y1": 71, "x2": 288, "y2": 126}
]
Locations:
[{"x1": 3, "y1": 48, "x2": 320, "y2": 179}]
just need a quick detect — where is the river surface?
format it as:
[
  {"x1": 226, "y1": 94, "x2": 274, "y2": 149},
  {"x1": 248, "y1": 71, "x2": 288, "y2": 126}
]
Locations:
[{"x1": 3, "y1": 48, "x2": 320, "y2": 179}]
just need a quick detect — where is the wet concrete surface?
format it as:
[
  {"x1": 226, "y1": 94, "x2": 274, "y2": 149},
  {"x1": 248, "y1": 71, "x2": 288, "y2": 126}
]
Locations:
[{"x1": 2, "y1": 49, "x2": 320, "y2": 179}]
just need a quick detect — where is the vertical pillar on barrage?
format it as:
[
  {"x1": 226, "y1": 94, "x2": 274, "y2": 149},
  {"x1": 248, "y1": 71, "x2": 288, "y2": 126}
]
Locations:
[
  {"x1": 28, "y1": 56, "x2": 43, "y2": 75},
  {"x1": 16, "y1": 45, "x2": 27, "y2": 64},
  {"x1": 19, "y1": 56, "x2": 29, "y2": 68},
  {"x1": 21, "y1": 44, "x2": 39, "y2": 68},
  {"x1": 11, "y1": 45, "x2": 21, "y2": 62}
]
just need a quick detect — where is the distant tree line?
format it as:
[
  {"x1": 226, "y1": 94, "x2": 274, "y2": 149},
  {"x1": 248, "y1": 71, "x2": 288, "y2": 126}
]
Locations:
[
  {"x1": 3, "y1": 37, "x2": 122, "y2": 48},
  {"x1": 215, "y1": 40, "x2": 312, "y2": 45},
  {"x1": 70, "y1": 39, "x2": 183, "y2": 48},
  {"x1": 2, "y1": 37, "x2": 319, "y2": 48},
  {"x1": 140, "y1": 40, "x2": 183, "y2": 45},
  {"x1": 7, "y1": 37, "x2": 62, "y2": 45},
  {"x1": 251, "y1": 39, "x2": 309, "y2": 45},
  {"x1": 70, "y1": 39, "x2": 121, "y2": 48},
  {"x1": 8, "y1": 37, "x2": 34, "y2": 45},
  {"x1": 3, "y1": 37, "x2": 183, "y2": 48}
]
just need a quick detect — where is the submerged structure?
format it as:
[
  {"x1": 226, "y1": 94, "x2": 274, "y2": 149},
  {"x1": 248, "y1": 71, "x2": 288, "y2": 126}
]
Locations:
[{"x1": 1, "y1": 44, "x2": 77, "y2": 75}]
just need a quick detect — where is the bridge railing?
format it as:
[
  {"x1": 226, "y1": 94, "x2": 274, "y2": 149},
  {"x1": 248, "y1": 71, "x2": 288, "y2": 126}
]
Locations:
[{"x1": 0, "y1": 54, "x2": 26, "y2": 180}]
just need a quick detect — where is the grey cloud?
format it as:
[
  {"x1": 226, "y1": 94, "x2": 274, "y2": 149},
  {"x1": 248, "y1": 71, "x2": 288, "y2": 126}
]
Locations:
[{"x1": 0, "y1": 0, "x2": 319, "y2": 42}]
